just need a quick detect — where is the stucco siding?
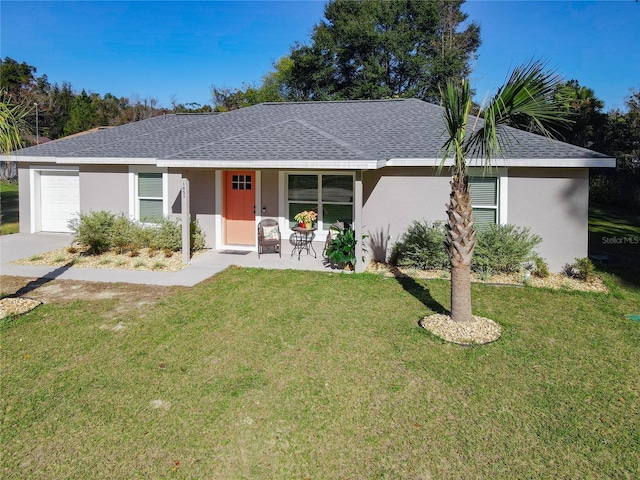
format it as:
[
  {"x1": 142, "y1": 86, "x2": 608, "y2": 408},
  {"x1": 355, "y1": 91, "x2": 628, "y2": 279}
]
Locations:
[
  {"x1": 508, "y1": 168, "x2": 589, "y2": 271},
  {"x1": 17, "y1": 165, "x2": 32, "y2": 233},
  {"x1": 362, "y1": 167, "x2": 450, "y2": 262},
  {"x1": 79, "y1": 166, "x2": 129, "y2": 214},
  {"x1": 260, "y1": 170, "x2": 279, "y2": 218},
  {"x1": 172, "y1": 168, "x2": 216, "y2": 248}
]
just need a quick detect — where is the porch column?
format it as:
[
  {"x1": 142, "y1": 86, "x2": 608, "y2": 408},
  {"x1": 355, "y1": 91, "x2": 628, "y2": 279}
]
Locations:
[
  {"x1": 354, "y1": 170, "x2": 364, "y2": 273},
  {"x1": 181, "y1": 177, "x2": 190, "y2": 265}
]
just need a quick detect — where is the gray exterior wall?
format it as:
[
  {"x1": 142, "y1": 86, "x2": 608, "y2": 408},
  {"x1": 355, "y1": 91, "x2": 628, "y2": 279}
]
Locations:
[
  {"x1": 508, "y1": 167, "x2": 589, "y2": 271},
  {"x1": 17, "y1": 165, "x2": 32, "y2": 233},
  {"x1": 362, "y1": 167, "x2": 450, "y2": 262},
  {"x1": 171, "y1": 168, "x2": 216, "y2": 248},
  {"x1": 362, "y1": 166, "x2": 590, "y2": 272},
  {"x1": 260, "y1": 170, "x2": 279, "y2": 218},
  {"x1": 79, "y1": 166, "x2": 129, "y2": 214}
]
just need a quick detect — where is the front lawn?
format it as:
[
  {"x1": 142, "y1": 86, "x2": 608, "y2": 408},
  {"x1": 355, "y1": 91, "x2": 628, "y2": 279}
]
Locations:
[{"x1": 1, "y1": 267, "x2": 638, "y2": 479}]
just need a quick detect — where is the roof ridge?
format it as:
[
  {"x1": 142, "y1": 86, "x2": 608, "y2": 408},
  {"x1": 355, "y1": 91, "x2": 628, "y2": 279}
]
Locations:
[
  {"x1": 163, "y1": 118, "x2": 299, "y2": 159},
  {"x1": 260, "y1": 98, "x2": 409, "y2": 106},
  {"x1": 292, "y1": 118, "x2": 370, "y2": 159}
]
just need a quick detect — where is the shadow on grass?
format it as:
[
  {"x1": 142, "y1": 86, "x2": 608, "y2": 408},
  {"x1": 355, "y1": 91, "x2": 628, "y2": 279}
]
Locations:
[
  {"x1": 9, "y1": 261, "x2": 75, "y2": 298},
  {"x1": 388, "y1": 266, "x2": 448, "y2": 314},
  {"x1": 589, "y1": 206, "x2": 640, "y2": 288}
]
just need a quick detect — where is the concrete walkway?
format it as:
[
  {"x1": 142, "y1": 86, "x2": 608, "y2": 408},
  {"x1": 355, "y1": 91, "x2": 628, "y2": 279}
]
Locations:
[{"x1": 1, "y1": 233, "x2": 341, "y2": 287}]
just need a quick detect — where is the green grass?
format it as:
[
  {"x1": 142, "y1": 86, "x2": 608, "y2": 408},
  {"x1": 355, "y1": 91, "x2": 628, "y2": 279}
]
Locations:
[
  {"x1": 1, "y1": 267, "x2": 638, "y2": 479},
  {"x1": 0, "y1": 181, "x2": 19, "y2": 235},
  {"x1": 589, "y1": 205, "x2": 640, "y2": 286}
]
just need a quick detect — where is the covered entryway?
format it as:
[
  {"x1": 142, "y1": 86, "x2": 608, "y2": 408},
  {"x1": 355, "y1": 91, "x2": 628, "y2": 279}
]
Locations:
[
  {"x1": 40, "y1": 170, "x2": 80, "y2": 232},
  {"x1": 223, "y1": 171, "x2": 255, "y2": 246}
]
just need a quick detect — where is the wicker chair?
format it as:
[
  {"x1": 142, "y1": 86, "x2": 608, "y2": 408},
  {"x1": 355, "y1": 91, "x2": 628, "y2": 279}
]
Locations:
[{"x1": 257, "y1": 218, "x2": 281, "y2": 258}]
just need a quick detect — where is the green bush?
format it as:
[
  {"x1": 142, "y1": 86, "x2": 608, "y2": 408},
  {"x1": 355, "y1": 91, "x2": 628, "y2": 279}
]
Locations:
[
  {"x1": 148, "y1": 217, "x2": 206, "y2": 252},
  {"x1": 572, "y1": 257, "x2": 595, "y2": 282},
  {"x1": 149, "y1": 217, "x2": 182, "y2": 252},
  {"x1": 326, "y1": 227, "x2": 357, "y2": 268},
  {"x1": 191, "y1": 220, "x2": 206, "y2": 251},
  {"x1": 473, "y1": 224, "x2": 542, "y2": 273},
  {"x1": 393, "y1": 221, "x2": 542, "y2": 274},
  {"x1": 70, "y1": 211, "x2": 206, "y2": 255},
  {"x1": 68, "y1": 210, "x2": 116, "y2": 254},
  {"x1": 533, "y1": 257, "x2": 550, "y2": 278},
  {"x1": 110, "y1": 214, "x2": 140, "y2": 254},
  {"x1": 392, "y1": 221, "x2": 449, "y2": 270}
]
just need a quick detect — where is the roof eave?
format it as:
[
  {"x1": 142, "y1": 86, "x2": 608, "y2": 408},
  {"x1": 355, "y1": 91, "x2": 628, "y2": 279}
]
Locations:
[
  {"x1": 385, "y1": 157, "x2": 616, "y2": 168},
  {"x1": 156, "y1": 159, "x2": 380, "y2": 170},
  {"x1": 6, "y1": 155, "x2": 158, "y2": 165}
]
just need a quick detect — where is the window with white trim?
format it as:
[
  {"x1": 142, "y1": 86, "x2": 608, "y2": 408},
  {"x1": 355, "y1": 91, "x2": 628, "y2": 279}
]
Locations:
[
  {"x1": 469, "y1": 176, "x2": 498, "y2": 231},
  {"x1": 137, "y1": 172, "x2": 164, "y2": 222},
  {"x1": 287, "y1": 173, "x2": 354, "y2": 230}
]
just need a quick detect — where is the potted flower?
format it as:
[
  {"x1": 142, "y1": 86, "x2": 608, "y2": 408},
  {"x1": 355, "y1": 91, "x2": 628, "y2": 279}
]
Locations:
[{"x1": 294, "y1": 210, "x2": 317, "y2": 229}]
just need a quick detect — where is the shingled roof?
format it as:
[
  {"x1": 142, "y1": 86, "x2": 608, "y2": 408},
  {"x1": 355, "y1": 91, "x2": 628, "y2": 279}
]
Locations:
[{"x1": 11, "y1": 98, "x2": 614, "y2": 169}]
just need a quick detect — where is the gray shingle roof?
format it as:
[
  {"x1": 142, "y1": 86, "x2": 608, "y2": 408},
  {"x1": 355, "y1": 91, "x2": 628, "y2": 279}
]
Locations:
[{"x1": 14, "y1": 98, "x2": 612, "y2": 166}]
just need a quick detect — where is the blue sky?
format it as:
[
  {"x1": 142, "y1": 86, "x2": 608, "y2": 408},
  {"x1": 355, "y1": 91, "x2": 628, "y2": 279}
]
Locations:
[{"x1": 1, "y1": 0, "x2": 638, "y2": 111}]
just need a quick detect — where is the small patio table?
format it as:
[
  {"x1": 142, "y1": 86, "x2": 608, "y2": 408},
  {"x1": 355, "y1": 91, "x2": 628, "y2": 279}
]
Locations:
[{"x1": 291, "y1": 226, "x2": 317, "y2": 260}]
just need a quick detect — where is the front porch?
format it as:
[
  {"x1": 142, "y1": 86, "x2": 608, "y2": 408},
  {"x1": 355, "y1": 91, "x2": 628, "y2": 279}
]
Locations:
[{"x1": 0, "y1": 233, "x2": 347, "y2": 288}]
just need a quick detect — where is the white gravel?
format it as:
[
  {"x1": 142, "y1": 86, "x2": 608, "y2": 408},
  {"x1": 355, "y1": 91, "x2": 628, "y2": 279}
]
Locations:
[{"x1": 420, "y1": 314, "x2": 502, "y2": 345}]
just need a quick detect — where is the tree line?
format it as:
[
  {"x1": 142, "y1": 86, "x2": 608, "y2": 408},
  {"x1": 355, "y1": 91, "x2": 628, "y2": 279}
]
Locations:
[
  {"x1": 1, "y1": 0, "x2": 637, "y2": 208},
  {"x1": 0, "y1": 57, "x2": 210, "y2": 144}
]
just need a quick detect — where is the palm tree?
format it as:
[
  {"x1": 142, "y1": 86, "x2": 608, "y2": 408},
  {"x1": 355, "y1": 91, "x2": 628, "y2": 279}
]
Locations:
[
  {"x1": 440, "y1": 60, "x2": 570, "y2": 323},
  {"x1": 0, "y1": 90, "x2": 31, "y2": 154},
  {"x1": 0, "y1": 90, "x2": 32, "y2": 182}
]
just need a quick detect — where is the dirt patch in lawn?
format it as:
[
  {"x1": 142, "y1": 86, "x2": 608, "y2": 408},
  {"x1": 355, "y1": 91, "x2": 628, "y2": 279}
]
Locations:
[{"x1": 0, "y1": 275, "x2": 185, "y2": 319}]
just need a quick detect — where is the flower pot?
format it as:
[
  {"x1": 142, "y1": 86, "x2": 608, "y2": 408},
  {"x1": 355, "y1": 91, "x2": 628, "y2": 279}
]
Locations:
[{"x1": 304, "y1": 221, "x2": 312, "y2": 229}]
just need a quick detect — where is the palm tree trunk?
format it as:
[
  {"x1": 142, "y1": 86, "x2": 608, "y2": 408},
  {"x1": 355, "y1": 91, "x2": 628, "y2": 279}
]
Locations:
[{"x1": 446, "y1": 171, "x2": 476, "y2": 323}]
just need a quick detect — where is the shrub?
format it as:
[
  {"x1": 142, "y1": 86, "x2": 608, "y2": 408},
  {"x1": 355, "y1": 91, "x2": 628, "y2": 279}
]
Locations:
[
  {"x1": 148, "y1": 217, "x2": 206, "y2": 252},
  {"x1": 70, "y1": 211, "x2": 206, "y2": 256},
  {"x1": 326, "y1": 227, "x2": 357, "y2": 268},
  {"x1": 110, "y1": 214, "x2": 140, "y2": 254},
  {"x1": 68, "y1": 210, "x2": 115, "y2": 254},
  {"x1": 191, "y1": 220, "x2": 206, "y2": 251},
  {"x1": 533, "y1": 257, "x2": 550, "y2": 278},
  {"x1": 473, "y1": 224, "x2": 542, "y2": 274},
  {"x1": 392, "y1": 221, "x2": 449, "y2": 270},
  {"x1": 148, "y1": 217, "x2": 182, "y2": 252},
  {"x1": 572, "y1": 257, "x2": 595, "y2": 282}
]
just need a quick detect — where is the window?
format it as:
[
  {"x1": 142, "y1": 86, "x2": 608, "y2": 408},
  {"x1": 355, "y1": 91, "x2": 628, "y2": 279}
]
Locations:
[
  {"x1": 287, "y1": 173, "x2": 353, "y2": 230},
  {"x1": 137, "y1": 172, "x2": 163, "y2": 222},
  {"x1": 231, "y1": 174, "x2": 252, "y2": 191},
  {"x1": 469, "y1": 177, "x2": 498, "y2": 231}
]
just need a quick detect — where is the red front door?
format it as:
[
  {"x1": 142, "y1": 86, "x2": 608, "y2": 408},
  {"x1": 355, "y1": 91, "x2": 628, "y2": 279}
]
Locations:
[{"x1": 224, "y1": 171, "x2": 255, "y2": 245}]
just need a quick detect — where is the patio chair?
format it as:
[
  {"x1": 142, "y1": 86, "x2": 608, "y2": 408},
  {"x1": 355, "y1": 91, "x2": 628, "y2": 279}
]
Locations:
[{"x1": 257, "y1": 218, "x2": 281, "y2": 258}]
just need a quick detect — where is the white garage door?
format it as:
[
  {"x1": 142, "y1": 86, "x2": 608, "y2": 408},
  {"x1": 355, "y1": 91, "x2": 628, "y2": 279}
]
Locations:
[{"x1": 41, "y1": 171, "x2": 80, "y2": 232}]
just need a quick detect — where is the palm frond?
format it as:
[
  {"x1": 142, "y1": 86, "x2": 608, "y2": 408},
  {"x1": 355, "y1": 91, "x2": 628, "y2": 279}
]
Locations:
[
  {"x1": 467, "y1": 59, "x2": 572, "y2": 164},
  {"x1": 438, "y1": 79, "x2": 473, "y2": 174},
  {"x1": 0, "y1": 90, "x2": 33, "y2": 154}
]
